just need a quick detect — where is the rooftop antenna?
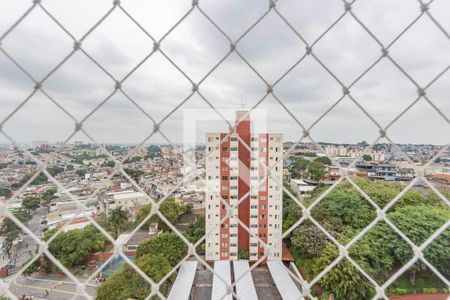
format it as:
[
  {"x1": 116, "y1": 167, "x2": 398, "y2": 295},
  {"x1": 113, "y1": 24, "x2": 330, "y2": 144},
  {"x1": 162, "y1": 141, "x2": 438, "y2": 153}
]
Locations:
[{"x1": 240, "y1": 91, "x2": 245, "y2": 109}]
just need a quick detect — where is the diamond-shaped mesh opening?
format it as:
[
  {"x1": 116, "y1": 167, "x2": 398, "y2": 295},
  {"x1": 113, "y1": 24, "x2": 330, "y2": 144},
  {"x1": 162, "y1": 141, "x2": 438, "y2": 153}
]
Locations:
[
  {"x1": 275, "y1": 0, "x2": 344, "y2": 43},
  {"x1": 387, "y1": 184, "x2": 450, "y2": 246},
  {"x1": 349, "y1": 220, "x2": 414, "y2": 284},
  {"x1": 160, "y1": 9, "x2": 231, "y2": 82},
  {"x1": 273, "y1": 55, "x2": 343, "y2": 127},
  {"x1": 95, "y1": 257, "x2": 153, "y2": 300},
  {"x1": 353, "y1": 177, "x2": 404, "y2": 208},
  {"x1": 351, "y1": 0, "x2": 420, "y2": 45},
  {"x1": 316, "y1": 254, "x2": 377, "y2": 300},
  {"x1": 388, "y1": 16, "x2": 450, "y2": 84},
  {"x1": 79, "y1": 9, "x2": 154, "y2": 80},
  {"x1": 120, "y1": 52, "x2": 193, "y2": 121},
  {"x1": 0, "y1": 6, "x2": 73, "y2": 80},
  {"x1": 423, "y1": 227, "x2": 450, "y2": 281},
  {"x1": 348, "y1": 58, "x2": 419, "y2": 125},
  {"x1": 236, "y1": 10, "x2": 305, "y2": 83},
  {"x1": 288, "y1": 220, "x2": 338, "y2": 280},
  {"x1": 312, "y1": 13, "x2": 382, "y2": 85},
  {"x1": 199, "y1": 53, "x2": 268, "y2": 110},
  {"x1": 281, "y1": 183, "x2": 303, "y2": 234},
  {"x1": 385, "y1": 261, "x2": 449, "y2": 297},
  {"x1": 2, "y1": 91, "x2": 75, "y2": 145},
  {"x1": 311, "y1": 179, "x2": 377, "y2": 244},
  {"x1": 41, "y1": 51, "x2": 116, "y2": 121}
]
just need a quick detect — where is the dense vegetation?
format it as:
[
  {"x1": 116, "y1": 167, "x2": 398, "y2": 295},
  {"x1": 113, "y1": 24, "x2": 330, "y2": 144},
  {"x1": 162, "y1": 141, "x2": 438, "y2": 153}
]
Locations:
[
  {"x1": 284, "y1": 178, "x2": 450, "y2": 299},
  {"x1": 44, "y1": 225, "x2": 108, "y2": 267},
  {"x1": 289, "y1": 157, "x2": 327, "y2": 181},
  {"x1": 11, "y1": 167, "x2": 64, "y2": 188},
  {"x1": 0, "y1": 208, "x2": 32, "y2": 257},
  {"x1": 97, "y1": 200, "x2": 203, "y2": 300}
]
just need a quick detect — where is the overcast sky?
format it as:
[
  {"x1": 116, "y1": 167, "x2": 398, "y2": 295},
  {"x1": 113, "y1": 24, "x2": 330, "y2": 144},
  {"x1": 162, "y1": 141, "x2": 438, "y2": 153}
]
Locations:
[{"x1": 0, "y1": 0, "x2": 448, "y2": 146}]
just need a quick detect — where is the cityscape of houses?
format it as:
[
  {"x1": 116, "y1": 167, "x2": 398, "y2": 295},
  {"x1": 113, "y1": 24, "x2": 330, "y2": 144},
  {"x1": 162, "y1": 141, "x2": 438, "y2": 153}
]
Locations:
[{"x1": 0, "y1": 122, "x2": 448, "y2": 299}]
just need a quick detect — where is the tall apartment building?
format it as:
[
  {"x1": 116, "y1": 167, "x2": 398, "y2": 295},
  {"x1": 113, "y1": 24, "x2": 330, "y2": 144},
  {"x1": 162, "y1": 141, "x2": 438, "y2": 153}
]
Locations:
[{"x1": 205, "y1": 111, "x2": 283, "y2": 261}]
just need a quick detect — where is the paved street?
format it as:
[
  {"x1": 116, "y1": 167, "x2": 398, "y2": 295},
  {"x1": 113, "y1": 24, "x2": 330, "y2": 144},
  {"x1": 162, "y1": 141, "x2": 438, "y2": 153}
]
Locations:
[
  {"x1": 5, "y1": 206, "x2": 48, "y2": 276},
  {"x1": 9, "y1": 275, "x2": 97, "y2": 299}
]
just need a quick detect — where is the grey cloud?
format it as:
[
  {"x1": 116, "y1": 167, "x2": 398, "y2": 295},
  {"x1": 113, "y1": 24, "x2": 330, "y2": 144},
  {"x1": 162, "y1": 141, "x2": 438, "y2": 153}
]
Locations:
[{"x1": 0, "y1": 0, "x2": 448, "y2": 145}]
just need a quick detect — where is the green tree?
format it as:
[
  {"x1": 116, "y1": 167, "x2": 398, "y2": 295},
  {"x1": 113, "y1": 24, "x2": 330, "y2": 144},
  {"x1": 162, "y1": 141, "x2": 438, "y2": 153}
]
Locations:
[
  {"x1": 96, "y1": 253, "x2": 172, "y2": 300},
  {"x1": 349, "y1": 222, "x2": 413, "y2": 280},
  {"x1": 22, "y1": 196, "x2": 41, "y2": 211},
  {"x1": 362, "y1": 154, "x2": 372, "y2": 161},
  {"x1": 183, "y1": 215, "x2": 205, "y2": 243},
  {"x1": 317, "y1": 244, "x2": 375, "y2": 300},
  {"x1": 290, "y1": 158, "x2": 310, "y2": 178},
  {"x1": 314, "y1": 156, "x2": 332, "y2": 165},
  {"x1": 40, "y1": 188, "x2": 58, "y2": 204},
  {"x1": 388, "y1": 205, "x2": 450, "y2": 282},
  {"x1": 44, "y1": 225, "x2": 107, "y2": 267},
  {"x1": 238, "y1": 249, "x2": 249, "y2": 260},
  {"x1": 135, "y1": 199, "x2": 190, "y2": 231},
  {"x1": 312, "y1": 187, "x2": 376, "y2": 242},
  {"x1": 0, "y1": 209, "x2": 32, "y2": 257},
  {"x1": 291, "y1": 222, "x2": 330, "y2": 259},
  {"x1": 123, "y1": 168, "x2": 145, "y2": 183},
  {"x1": 0, "y1": 187, "x2": 11, "y2": 198},
  {"x1": 308, "y1": 161, "x2": 326, "y2": 182},
  {"x1": 101, "y1": 160, "x2": 115, "y2": 168},
  {"x1": 107, "y1": 207, "x2": 131, "y2": 239},
  {"x1": 137, "y1": 232, "x2": 187, "y2": 266}
]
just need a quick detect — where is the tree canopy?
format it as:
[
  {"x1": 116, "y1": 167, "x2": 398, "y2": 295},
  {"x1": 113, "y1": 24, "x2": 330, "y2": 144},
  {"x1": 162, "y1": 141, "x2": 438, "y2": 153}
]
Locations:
[
  {"x1": 22, "y1": 196, "x2": 41, "y2": 211},
  {"x1": 285, "y1": 178, "x2": 450, "y2": 299},
  {"x1": 137, "y1": 231, "x2": 187, "y2": 266},
  {"x1": 44, "y1": 225, "x2": 107, "y2": 267}
]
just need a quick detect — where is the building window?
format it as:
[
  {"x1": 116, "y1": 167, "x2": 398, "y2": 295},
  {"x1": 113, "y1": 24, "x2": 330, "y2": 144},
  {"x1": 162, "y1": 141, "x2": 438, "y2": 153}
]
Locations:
[
  {"x1": 222, "y1": 147, "x2": 228, "y2": 152},
  {"x1": 222, "y1": 176, "x2": 228, "y2": 180},
  {"x1": 221, "y1": 252, "x2": 228, "y2": 257}
]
